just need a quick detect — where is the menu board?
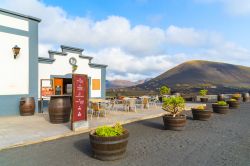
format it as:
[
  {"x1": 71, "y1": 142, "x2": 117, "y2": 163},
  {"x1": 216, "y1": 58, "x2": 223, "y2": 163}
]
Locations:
[
  {"x1": 71, "y1": 74, "x2": 88, "y2": 131},
  {"x1": 40, "y1": 79, "x2": 54, "y2": 97}
]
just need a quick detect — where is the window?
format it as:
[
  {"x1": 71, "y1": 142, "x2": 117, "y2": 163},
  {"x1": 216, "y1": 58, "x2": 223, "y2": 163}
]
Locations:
[{"x1": 92, "y1": 79, "x2": 100, "y2": 90}]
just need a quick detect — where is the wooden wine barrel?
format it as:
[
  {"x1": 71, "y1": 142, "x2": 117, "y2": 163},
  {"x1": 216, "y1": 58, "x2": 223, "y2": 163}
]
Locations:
[
  {"x1": 162, "y1": 115, "x2": 186, "y2": 131},
  {"x1": 48, "y1": 95, "x2": 71, "y2": 124},
  {"x1": 242, "y1": 93, "x2": 249, "y2": 102},
  {"x1": 227, "y1": 101, "x2": 240, "y2": 109},
  {"x1": 212, "y1": 104, "x2": 229, "y2": 114},
  {"x1": 89, "y1": 129, "x2": 129, "y2": 161},
  {"x1": 191, "y1": 109, "x2": 212, "y2": 121},
  {"x1": 19, "y1": 97, "x2": 35, "y2": 116}
]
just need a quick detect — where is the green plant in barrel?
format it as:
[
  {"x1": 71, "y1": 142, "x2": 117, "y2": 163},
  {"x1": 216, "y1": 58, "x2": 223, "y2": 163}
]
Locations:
[
  {"x1": 217, "y1": 101, "x2": 227, "y2": 106},
  {"x1": 89, "y1": 122, "x2": 129, "y2": 160},
  {"x1": 193, "y1": 105, "x2": 205, "y2": 111},
  {"x1": 95, "y1": 123, "x2": 124, "y2": 137},
  {"x1": 160, "y1": 86, "x2": 170, "y2": 95},
  {"x1": 162, "y1": 96, "x2": 185, "y2": 117},
  {"x1": 199, "y1": 89, "x2": 208, "y2": 96}
]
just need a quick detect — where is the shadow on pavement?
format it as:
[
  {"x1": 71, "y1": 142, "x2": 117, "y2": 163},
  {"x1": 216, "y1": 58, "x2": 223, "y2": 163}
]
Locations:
[
  {"x1": 137, "y1": 120, "x2": 164, "y2": 130},
  {"x1": 73, "y1": 138, "x2": 92, "y2": 157},
  {"x1": 186, "y1": 116, "x2": 193, "y2": 120}
]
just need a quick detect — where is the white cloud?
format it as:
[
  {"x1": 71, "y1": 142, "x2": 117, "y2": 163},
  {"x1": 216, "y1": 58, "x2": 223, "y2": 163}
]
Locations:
[{"x1": 1, "y1": 0, "x2": 250, "y2": 81}]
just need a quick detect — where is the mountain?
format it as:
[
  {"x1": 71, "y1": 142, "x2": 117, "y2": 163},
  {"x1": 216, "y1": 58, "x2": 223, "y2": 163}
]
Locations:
[
  {"x1": 106, "y1": 78, "x2": 151, "y2": 89},
  {"x1": 136, "y1": 60, "x2": 250, "y2": 93}
]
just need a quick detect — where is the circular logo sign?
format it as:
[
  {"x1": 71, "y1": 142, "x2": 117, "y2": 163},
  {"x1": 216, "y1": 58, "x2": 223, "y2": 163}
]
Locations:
[{"x1": 69, "y1": 57, "x2": 77, "y2": 66}]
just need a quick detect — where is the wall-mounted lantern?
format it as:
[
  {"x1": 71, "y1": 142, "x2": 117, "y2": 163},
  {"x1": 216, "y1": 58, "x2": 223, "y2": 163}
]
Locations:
[{"x1": 12, "y1": 45, "x2": 21, "y2": 59}]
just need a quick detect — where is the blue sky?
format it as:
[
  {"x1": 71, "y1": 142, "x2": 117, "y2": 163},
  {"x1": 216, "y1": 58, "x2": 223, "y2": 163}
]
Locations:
[
  {"x1": 42, "y1": 0, "x2": 250, "y2": 47},
  {"x1": 1, "y1": 0, "x2": 250, "y2": 80}
]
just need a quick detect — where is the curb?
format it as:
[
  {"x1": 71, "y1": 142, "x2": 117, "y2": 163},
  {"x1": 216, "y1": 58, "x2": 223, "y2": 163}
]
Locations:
[{"x1": 0, "y1": 112, "x2": 166, "y2": 151}]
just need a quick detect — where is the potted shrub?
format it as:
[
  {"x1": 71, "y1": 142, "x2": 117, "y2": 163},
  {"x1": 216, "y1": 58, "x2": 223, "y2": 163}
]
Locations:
[
  {"x1": 162, "y1": 96, "x2": 186, "y2": 131},
  {"x1": 191, "y1": 105, "x2": 212, "y2": 121},
  {"x1": 227, "y1": 98, "x2": 240, "y2": 109},
  {"x1": 232, "y1": 93, "x2": 241, "y2": 101},
  {"x1": 89, "y1": 123, "x2": 129, "y2": 161},
  {"x1": 159, "y1": 86, "x2": 170, "y2": 102},
  {"x1": 199, "y1": 89, "x2": 208, "y2": 102},
  {"x1": 212, "y1": 101, "x2": 229, "y2": 114},
  {"x1": 242, "y1": 92, "x2": 249, "y2": 102}
]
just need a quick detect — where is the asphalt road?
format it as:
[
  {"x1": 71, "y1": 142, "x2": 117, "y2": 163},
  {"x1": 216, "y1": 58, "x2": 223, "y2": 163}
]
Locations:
[{"x1": 0, "y1": 103, "x2": 250, "y2": 166}]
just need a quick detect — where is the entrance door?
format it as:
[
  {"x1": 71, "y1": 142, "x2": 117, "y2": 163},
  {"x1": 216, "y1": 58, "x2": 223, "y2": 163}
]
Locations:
[{"x1": 53, "y1": 78, "x2": 63, "y2": 95}]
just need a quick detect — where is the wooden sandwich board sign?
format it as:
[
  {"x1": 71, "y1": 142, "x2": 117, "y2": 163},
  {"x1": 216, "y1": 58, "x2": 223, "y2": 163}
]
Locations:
[{"x1": 71, "y1": 74, "x2": 89, "y2": 131}]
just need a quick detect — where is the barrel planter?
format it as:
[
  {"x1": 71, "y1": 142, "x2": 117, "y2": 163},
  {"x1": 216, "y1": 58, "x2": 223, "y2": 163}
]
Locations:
[
  {"x1": 48, "y1": 95, "x2": 71, "y2": 124},
  {"x1": 89, "y1": 129, "x2": 129, "y2": 161},
  {"x1": 212, "y1": 104, "x2": 229, "y2": 114},
  {"x1": 191, "y1": 108, "x2": 212, "y2": 121},
  {"x1": 200, "y1": 97, "x2": 208, "y2": 102},
  {"x1": 232, "y1": 96, "x2": 241, "y2": 101},
  {"x1": 227, "y1": 100, "x2": 240, "y2": 109},
  {"x1": 162, "y1": 115, "x2": 186, "y2": 131},
  {"x1": 19, "y1": 97, "x2": 35, "y2": 116},
  {"x1": 217, "y1": 94, "x2": 225, "y2": 101},
  {"x1": 242, "y1": 93, "x2": 249, "y2": 102},
  {"x1": 184, "y1": 97, "x2": 193, "y2": 102}
]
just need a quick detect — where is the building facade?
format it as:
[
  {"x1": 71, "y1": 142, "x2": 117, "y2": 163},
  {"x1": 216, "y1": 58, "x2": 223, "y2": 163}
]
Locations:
[
  {"x1": 38, "y1": 45, "x2": 107, "y2": 99},
  {"x1": 0, "y1": 8, "x2": 40, "y2": 116}
]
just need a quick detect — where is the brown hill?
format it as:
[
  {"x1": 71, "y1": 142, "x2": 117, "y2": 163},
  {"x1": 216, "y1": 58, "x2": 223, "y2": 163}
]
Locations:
[{"x1": 137, "y1": 60, "x2": 250, "y2": 91}]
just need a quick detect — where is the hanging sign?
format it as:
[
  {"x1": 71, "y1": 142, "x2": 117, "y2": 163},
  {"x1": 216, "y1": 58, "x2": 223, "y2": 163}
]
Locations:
[{"x1": 71, "y1": 74, "x2": 89, "y2": 131}]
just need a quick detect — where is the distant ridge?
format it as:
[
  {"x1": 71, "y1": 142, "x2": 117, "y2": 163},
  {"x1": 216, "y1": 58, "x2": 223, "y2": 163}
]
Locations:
[
  {"x1": 137, "y1": 60, "x2": 250, "y2": 91},
  {"x1": 106, "y1": 78, "x2": 151, "y2": 89}
]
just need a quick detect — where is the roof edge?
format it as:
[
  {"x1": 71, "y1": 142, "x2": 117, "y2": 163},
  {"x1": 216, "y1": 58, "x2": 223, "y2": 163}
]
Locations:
[
  {"x1": 61, "y1": 45, "x2": 84, "y2": 53},
  {"x1": 0, "y1": 8, "x2": 41, "y2": 22}
]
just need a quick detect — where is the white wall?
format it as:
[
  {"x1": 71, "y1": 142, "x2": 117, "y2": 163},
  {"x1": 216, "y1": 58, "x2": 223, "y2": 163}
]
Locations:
[
  {"x1": 0, "y1": 14, "x2": 29, "y2": 31},
  {"x1": 39, "y1": 51, "x2": 102, "y2": 98},
  {"x1": 0, "y1": 32, "x2": 29, "y2": 95}
]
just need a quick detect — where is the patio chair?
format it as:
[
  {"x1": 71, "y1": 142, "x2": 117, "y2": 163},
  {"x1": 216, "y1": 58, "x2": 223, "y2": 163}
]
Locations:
[
  {"x1": 128, "y1": 99, "x2": 137, "y2": 112},
  {"x1": 109, "y1": 99, "x2": 117, "y2": 111},
  {"x1": 122, "y1": 99, "x2": 129, "y2": 112},
  {"x1": 149, "y1": 98, "x2": 157, "y2": 108},
  {"x1": 90, "y1": 102, "x2": 107, "y2": 119},
  {"x1": 141, "y1": 98, "x2": 149, "y2": 109}
]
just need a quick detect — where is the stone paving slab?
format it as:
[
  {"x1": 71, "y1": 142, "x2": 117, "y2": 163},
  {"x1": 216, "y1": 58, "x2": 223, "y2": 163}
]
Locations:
[{"x1": 0, "y1": 103, "x2": 204, "y2": 150}]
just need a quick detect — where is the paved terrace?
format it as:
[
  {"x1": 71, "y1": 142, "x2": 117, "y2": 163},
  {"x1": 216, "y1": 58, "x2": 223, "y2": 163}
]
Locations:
[{"x1": 0, "y1": 103, "x2": 203, "y2": 150}]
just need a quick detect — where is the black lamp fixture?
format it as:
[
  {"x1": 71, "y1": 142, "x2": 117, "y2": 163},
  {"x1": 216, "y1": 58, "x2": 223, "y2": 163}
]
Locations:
[{"x1": 12, "y1": 45, "x2": 21, "y2": 59}]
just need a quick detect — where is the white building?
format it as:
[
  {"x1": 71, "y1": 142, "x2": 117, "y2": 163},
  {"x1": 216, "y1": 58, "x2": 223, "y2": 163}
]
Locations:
[
  {"x1": 0, "y1": 8, "x2": 107, "y2": 116},
  {"x1": 0, "y1": 8, "x2": 40, "y2": 116},
  {"x1": 38, "y1": 45, "x2": 107, "y2": 99}
]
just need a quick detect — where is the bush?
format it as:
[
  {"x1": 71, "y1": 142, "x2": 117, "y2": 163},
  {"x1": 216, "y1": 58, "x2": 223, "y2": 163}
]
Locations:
[
  {"x1": 229, "y1": 98, "x2": 237, "y2": 101},
  {"x1": 193, "y1": 105, "x2": 205, "y2": 110},
  {"x1": 95, "y1": 123, "x2": 124, "y2": 137},
  {"x1": 162, "y1": 96, "x2": 185, "y2": 117},
  {"x1": 199, "y1": 89, "x2": 208, "y2": 96},
  {"x1": 232, "y1": 93, "x2": 241, "y2": 98},
  {"x1": 217, "y1": 101, "x2": 227, "y2": 106},
  {"x1": 160, "y1": 86, "x2": 170, "y2": 95}
]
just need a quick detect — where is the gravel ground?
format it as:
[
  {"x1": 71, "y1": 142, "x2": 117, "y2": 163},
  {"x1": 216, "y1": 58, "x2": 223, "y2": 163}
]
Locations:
[{"x1": 0, "y1": 103, "x2": 250, "y2": 166}]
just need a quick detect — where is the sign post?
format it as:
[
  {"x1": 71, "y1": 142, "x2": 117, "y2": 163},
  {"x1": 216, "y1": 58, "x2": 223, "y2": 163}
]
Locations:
[{"x1": 71, "y1": 74, "x2": 89, "y2": 131}]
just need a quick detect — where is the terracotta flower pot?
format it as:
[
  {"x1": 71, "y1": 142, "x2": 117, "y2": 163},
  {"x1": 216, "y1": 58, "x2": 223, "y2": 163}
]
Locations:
[
  {"x1": 89, "y1": 129, "x2": 129, "y2": 161},
  {"x1": 162, "y1": 115, "x2": 186, "y2": 131},
  {"x1": 212, "y1": 104, "x2": 229, "y2": 114},
  {"x1": 191, "y1": 108, "x2": 212, "y2": 121}
]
